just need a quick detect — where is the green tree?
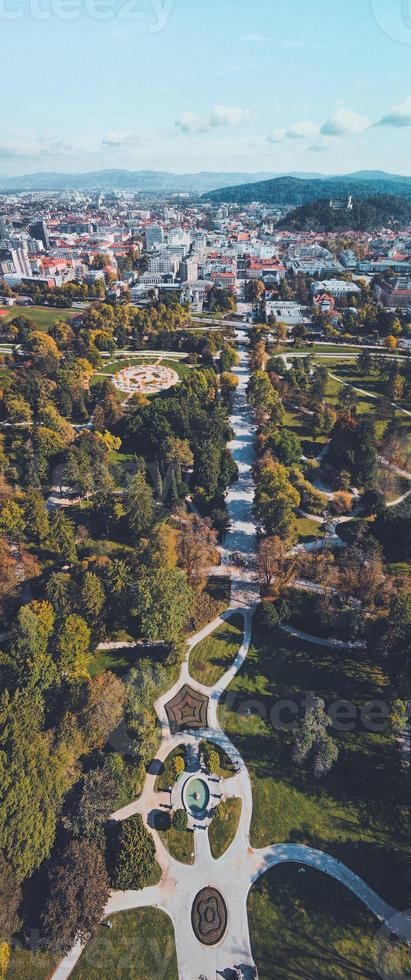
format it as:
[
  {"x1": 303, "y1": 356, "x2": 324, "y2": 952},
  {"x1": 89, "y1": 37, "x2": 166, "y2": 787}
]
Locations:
[
  {"x1": 292, "y1": 697, "x2": 338, "y2": 778},
  {"x1": 80, "y1": 571, "x2": 105, "y2": 627},
  {"x1": 112, "y1": 814, "x2": 158, "y2": 890},
  {"x1": 172, "y1": 809, "x2": 188, "y2": 831},
  {"x1": 0, "y1": 500, "x2": 26, "y2": 541},
  {"x1": 124, "y1": 470, "x2": 154, "y2": 540},
  {"x1": 24, "y1": 489, "x2": 50, "y2": 546},
  {"x1": 134, "y1": 567, "x2": 193, "y2": 644},
  {"x1": 49, "y1": 511, "x2": 77, "y2": 562},
  {"x1": 0, "y1": 689, "x2": 76, "y2": 879},
  {"x1": 193, "y1": 442, "x2": 221, "y2": 497},
  {"x1": 11, "y1": 601, "x2": 55, "y2": 689},
  {"x1": 45, "y1": 572, "x2": 74, "y2": 625},
  {"x1": 0, "y1": 852, "x2": 21, "y2": 942},
  {"x1": 254, "y1": 461, "x2": 300, "y2": 540}
]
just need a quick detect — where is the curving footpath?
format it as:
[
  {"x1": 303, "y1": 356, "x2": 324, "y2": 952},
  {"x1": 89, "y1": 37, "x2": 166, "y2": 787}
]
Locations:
[{"x1": 51, "y1": 330, "x2": 411, "y2": 980}]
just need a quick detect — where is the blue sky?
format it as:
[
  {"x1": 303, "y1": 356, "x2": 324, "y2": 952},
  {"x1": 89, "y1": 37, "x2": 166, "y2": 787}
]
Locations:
[{"x1": 1, "y1": 0, "x2": 411, "y2": 175}]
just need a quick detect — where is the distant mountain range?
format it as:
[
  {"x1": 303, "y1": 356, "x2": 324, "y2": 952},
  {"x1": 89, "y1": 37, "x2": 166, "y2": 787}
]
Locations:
[
  {"x1": 203, "y1": 172, "x2": 411, "y2": 206},
  {"x1": 276, "y1": 194, "x2": 411, "y2": 232},
  {"x1": 0, "y1": 169, "x2": 289, "y2": 194},
  {"x1": 1, "y1": 168, "x2": 411, "y2": 196}
]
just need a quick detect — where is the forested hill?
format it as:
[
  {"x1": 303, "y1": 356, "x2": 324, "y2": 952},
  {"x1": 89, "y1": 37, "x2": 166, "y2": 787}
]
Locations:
[
  {"x1": 202, "y1": 174, "x2": 411, "y2": 206},
  {"x1": 275, "y1": 194, "x2": 411, "y2": 232}
]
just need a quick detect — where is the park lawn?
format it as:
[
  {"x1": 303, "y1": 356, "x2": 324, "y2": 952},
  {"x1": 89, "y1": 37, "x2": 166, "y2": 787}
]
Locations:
[
  {"x1": 248, "y1": 863, "x2": 400, "y2": 980},
  {"x1": 219, "y1": 624, "x2": 410, "y2": 907},
  {"x1": 6, "y1": 948, "x2": 58, "y2": 980},
  {"x1": 189, "y1": 613, "x2": 244, "y2": 686},
  {"x1": 158, "y1": 826, "x2": 194, "y2": 865},
  {"x1": 71, "y1": 908, "x2": 178, "y2": 979},
  {"x1": 295, "y1": 515, "x2": 324, "y2": 543},
  {"x1": 89, "y1": 644, "x2": 145, "y2": 677},
  {"x1": 1, "y1": 305, "x2": 76, "y2": 332},
  {"x1": 208, "y1": 796, "x2": 242, "y2": 858},
  {"x1": 283, "y1": 406, "x2": 327, "y2": 457},
  {"x1": 109, "y1": 449, "x2": 138, "y2": 486},
  {"x1": 321, "y1": 362, "x2": 411, "y2": 460},
  {"x1": 322, "y1": 366, "x2": 378, "y2": 416}
]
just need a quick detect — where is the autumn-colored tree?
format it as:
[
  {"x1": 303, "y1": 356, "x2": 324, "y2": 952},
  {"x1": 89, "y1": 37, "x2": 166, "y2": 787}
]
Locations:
[
  {"x1": 178, "y1": 514, "x2": 218, "y2": 588},
  {"x1": 150, "y1": 522, "x2": 179, "y2": 569},
  {"x1": 329, "y1": 490, "x2": 352, "y2": 516},
  {"x1": 42, "y1": 839, "x2": 109, "y2": 954},
  {"x1": 56, "y1": 614, "x2": 91, "y2": 680},
  {"x1": 79, "y1": 671, "x2": 126, "y2": 750},
  {"x1": 258, "y1": 535, "x2": 296, "y2": 593}
]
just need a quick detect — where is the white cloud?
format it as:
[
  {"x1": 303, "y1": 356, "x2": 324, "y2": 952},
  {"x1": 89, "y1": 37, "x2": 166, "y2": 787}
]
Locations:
[
  {"x1": 175, "y1": 111, "x2": 207, "y2": 134},
  {"x1": 320, "y1": 108, "x2": 370, "y2": 136},
  {"x1": 0, "y1": 137, "x2": 71, "y2": 160},
  {"x1": 267, "y1": 130, "x2": 286, "y2": 144},
  {"x1": 285, "y1": 121, "x2": 319, "y2": 140},
  {"x1": 102, "y1": 131, "x2": 140, "y2": 148},
  {"x1": 378, "y1": 96, "x2": 411, "y2": 127},
  {"x1": 268, "y1": 121, "x2": 319, "y2": 143},
  {"x1": 209, "y1": 105, "x2": 253, "y2": 127},
  {"x1": 309, "y1": 138, "x2": 331, "y2": 153},
  {"x1": 176, "y1": 105, "x2": 252, "y2": 134},
  {"x1": 239, "y1": 32, "x2": 270, "y2": 43}
]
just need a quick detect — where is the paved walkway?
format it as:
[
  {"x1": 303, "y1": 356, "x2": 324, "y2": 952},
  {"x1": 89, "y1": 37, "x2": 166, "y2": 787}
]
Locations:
[{"x1": 51, "y1": 330, "x2": 411, "y2": 980}]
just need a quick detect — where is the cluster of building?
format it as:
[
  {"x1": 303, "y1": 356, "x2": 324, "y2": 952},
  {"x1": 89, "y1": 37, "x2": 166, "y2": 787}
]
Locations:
[{"x1": 1, "y1": 190, "x2": 411, "y2": 322}]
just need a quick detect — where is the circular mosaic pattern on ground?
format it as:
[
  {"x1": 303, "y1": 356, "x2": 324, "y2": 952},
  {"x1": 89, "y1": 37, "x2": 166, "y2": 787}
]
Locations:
[
  {"x1": 113, "y1": 363, "x2": 179, "y2": 394},
  {"x1": 191, "y1": 886, "x2": 228, "y2": 946}
]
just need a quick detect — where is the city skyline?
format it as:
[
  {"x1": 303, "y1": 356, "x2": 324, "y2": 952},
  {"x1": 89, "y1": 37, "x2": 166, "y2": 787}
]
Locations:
[{"x1": 1, "y1": 0, "x2": 411, "y2": 175}]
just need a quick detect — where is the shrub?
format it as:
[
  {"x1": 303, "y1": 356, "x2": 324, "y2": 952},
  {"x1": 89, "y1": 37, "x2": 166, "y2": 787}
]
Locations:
[
  {"x1": 204, "y1": 748, "x2": 220, "y2": 774},
  {"x1": 329, "y1": 490, "x2": 352, "y2": 515},
  {"x1": 112, "y1": 814, "x2": 157, "y2": 890},
  {"x1": 256, "y1": 599, "x2": 290, "y2": 631},
  {"x1": 172, "y1": 809, "x2": 188, "y2": 831},
  {"x1": 173, "y1": 755, "x2": 185, "y2": 780}
]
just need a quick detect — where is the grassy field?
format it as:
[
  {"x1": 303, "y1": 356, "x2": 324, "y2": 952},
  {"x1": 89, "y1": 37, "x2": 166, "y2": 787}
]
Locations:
[
  {"x1": 189, "y1": 613, "x2": 244, "y2": 686},
  {"x1": 6, "y1": 948, "x2": 58, "y2": 980},
  {"x1": 158, "y1": 825, "x2": 195, "y2": 864},
  {"x1": 283, "y1": 406, "x2": 328, "y2": 458},
  {"x1": 219, "y1": 624, "x2": 410, "y2": 907},
  {"x1": 248, "y1": 863, "x2": 400, "y2": 980},
  {"x1": 295, "y1": 515, "x2": 324, "y2": 543},
  {"x1": 208, "y1": 796, "x2": 242, "y2": 858},
  {"x1": 71, "y1": 908, "x2": 178, "y2": 980},
  {"x1": 0, "y1": 305, "x2": 76, "y2": 332}
]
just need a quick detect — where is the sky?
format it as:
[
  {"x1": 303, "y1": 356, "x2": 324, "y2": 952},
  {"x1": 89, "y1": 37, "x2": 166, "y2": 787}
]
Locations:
[{"x1": 1, "y1": 0, "x2": 411, "y2": 176}]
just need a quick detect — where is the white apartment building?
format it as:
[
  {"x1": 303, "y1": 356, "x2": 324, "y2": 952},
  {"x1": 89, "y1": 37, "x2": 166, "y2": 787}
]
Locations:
[{"x1": 311, "y1": 279, "x2": 361, "y2": 298}]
